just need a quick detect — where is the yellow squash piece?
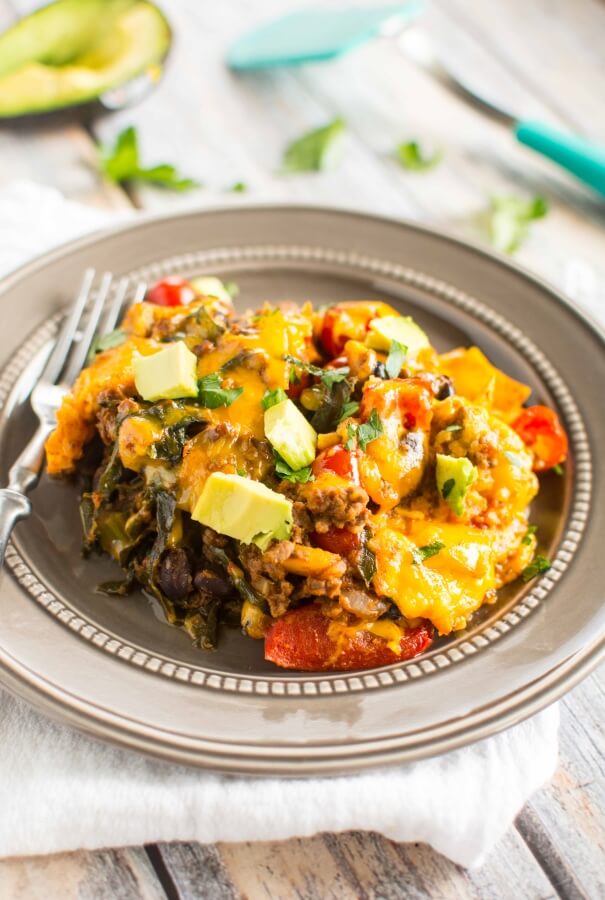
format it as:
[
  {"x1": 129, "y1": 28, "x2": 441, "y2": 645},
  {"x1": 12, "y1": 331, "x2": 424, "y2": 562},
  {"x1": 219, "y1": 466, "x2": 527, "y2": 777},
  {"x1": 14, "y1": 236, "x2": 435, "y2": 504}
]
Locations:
[
  {"x1": 439, "y1": 347, "x2": 531, "y2": 421},
  {"x1": 372, "y1": 520, "x2": 496, "y2": 634}
]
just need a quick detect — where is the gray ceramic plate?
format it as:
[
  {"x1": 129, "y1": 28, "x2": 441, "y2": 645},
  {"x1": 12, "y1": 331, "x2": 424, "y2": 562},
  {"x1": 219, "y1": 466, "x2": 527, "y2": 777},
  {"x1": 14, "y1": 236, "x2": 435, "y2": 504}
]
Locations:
[{"x1": 0, "y1": 206, "x2": 603, "y2": 775}]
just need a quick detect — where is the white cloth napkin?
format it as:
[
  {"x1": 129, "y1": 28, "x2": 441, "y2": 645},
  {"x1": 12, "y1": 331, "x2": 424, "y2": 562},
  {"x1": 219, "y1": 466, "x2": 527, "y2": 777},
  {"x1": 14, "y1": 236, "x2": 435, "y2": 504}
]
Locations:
[{"x1": 0, "y1": 181, "x2": 570, "y2": 868}]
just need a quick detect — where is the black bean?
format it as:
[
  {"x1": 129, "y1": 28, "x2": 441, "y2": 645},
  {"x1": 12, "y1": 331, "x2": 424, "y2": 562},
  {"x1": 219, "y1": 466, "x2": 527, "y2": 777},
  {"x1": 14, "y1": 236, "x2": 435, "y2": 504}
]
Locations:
[
  {"x1": 193, "y1": 568, "x2": 233, "y2": 599},
  {"x1": 158, "y1": 549, "x2": 193, "y2": 601},
  {"x1": 373, "y1": 362, "x2": 387, "y2": 379},
  {"x1": 436, "y1": 376, "x2": 455, "y2": 400}
]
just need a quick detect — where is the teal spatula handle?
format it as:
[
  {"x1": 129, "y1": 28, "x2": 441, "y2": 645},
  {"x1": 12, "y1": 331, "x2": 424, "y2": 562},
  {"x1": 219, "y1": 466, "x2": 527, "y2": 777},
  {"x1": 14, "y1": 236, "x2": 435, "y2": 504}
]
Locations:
[{"x1": 515, "y1": 120, "x2": 605, "y2": 197}]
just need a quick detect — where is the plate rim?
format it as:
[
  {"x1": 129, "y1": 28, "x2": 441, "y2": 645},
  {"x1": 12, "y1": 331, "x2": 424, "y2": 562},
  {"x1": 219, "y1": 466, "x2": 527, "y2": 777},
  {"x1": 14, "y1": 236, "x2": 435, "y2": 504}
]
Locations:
[{"x1": 0, "y1": 202, "x2": 603, "y2": 773}]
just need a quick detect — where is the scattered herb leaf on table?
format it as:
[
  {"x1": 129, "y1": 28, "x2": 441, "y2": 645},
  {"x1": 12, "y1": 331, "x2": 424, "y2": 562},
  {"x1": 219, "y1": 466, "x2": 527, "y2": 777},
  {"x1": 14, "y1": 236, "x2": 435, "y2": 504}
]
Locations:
[{"x1": 99, "y1": 126, "x2": 200, "y2": 191}]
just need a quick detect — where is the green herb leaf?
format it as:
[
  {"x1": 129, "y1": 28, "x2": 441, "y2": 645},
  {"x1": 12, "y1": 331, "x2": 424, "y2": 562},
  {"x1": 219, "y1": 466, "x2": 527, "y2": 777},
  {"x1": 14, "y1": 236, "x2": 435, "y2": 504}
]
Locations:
[
  {"x1": 338, "y1": 401, "x2": 360, "y2": 423},
  {"x1": 87, "y1": 328, "x2": 127, "y2": 362},
  {"x1": 385, "y1": 339, "x2": 406, "y2": 379},
  {"x1": 412, "y1": 540, "x2": 446, "y2": 564},
  {"x1": 285, "y1": 354, "x2": 349, "y2": 387},
  {"x1": 489, "y1": 195, "x2": 548, "y2": 254},
  {"x1": 396, "y1": 141, "x2": 443, "y2": 172},
  {"x1": 282, "y1": 118, "x2": 346, "y2": 173},
  {"x1": 521, "y1": 554, "x2": 551, "y2": 582},
  {"x1": 99, "y1": 126, "x2": 200, "y2": 192},
  {"x1": 274, "y1": 453, "x2": 313, "y2": 483},
  {"x1": 198, "y1": 373, "x2": 243, "y2": 408},
  {"x1": 441, "y1": 478, "x2": 455, "y2": 500},
  {"x1": 261, "y1": 388, "x2": 288, "y2": 410},
  {"x1": 521, "y1": 524, "x2": 537, "y2": 546},
  {"x1": 443, "y1": 423, "x2": 462, "y2": 433},
  {"x1": 228, "y1": 181, "x2": 247, "y2": 193},
  {"x1": 552, "y1": 463, "x2": 564, "y2": 476},
  {"x1": 345, "y1": 423, "x2": 357, "y2": 451},
  {"x1": 351, "y1": 409, "x2": 384, "y2": 451}
]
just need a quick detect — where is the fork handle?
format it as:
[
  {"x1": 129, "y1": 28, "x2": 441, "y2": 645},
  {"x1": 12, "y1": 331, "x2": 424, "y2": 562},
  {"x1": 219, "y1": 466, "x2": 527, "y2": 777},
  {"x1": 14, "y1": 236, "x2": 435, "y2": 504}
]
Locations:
[
  {"x1": 0, "y1": 489, "x2": 32, "y2": 569},
  {"x1": 515, "y1": 120, "x2": 605, "y2": 197}
]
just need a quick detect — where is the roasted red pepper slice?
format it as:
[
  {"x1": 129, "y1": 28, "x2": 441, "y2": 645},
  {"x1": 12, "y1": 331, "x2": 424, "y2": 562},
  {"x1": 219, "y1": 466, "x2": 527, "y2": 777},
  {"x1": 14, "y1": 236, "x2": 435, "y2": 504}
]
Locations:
[
  {"x1": 512, "y1": 405, "x2": 568, "y2": 472},
  {"x1": 264, "y1": 603, "x2": 433, "y2": 671},
  {"x1": 313, "y1": 527, "x2": 361, "y2": 556},
  {"x1": 312, "y1": 446, "x2": 360, "y2": 483}
]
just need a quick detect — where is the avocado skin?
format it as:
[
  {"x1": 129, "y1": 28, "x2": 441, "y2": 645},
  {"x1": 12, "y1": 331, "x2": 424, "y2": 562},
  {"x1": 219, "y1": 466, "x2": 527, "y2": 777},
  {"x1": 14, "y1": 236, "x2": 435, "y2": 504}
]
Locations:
[{"x1": 0, "y1": 0, "x2": 171, "y2": 119}]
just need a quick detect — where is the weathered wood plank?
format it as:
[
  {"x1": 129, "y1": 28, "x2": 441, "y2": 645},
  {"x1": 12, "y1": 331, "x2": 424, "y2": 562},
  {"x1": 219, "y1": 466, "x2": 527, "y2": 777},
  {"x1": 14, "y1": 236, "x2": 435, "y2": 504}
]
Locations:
[
  {"x1": 0, "y1": 847, "x2": 166, "y2": 900},
  {"x1": 433, "y1": 0, "x2": 605, "y2": 139},
  {"x1": 517, "y1": 666, "x2": 605, "y2": 900},
  {"x1": 152, "y1": 843, "x2": 238, "y2": 900},
  {"x1": 215, "y1": 827, "x2": 556, "y2": 900}
]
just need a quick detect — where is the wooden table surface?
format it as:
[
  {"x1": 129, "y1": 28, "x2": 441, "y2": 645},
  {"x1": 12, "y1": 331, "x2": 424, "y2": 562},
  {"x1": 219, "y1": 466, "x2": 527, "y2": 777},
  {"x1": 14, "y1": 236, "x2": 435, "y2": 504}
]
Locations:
[{"x1": 0, "y1": 0, "x2": 604, "y2": 897}]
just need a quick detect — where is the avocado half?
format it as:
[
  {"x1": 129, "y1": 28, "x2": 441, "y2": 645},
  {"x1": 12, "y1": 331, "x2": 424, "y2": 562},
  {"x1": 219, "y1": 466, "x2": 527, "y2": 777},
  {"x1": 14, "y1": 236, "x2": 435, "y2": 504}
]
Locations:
[{"x1": 0, "y1": 0, "x2": 171, "y2": 118}]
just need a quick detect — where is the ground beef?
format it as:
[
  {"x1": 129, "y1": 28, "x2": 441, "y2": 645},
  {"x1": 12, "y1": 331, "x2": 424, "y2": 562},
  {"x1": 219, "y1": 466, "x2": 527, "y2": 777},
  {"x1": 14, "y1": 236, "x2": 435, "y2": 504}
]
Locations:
[
  {"x1": 298, "y1": 480, "x2": 370, "y2": 533},
  {"x1": 238, "y1": 541, "x2": 295, "y2": 618},
  {"x1": 290, "y1": 501, "x2": 313, "y2": 544}
]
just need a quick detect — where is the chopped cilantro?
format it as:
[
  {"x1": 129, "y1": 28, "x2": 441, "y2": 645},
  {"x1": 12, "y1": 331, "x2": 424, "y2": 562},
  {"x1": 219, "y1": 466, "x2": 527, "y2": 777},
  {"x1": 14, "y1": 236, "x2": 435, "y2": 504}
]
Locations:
[
  {"x1": 521, "y1": 525, "x2": 537, "y2": 546},
  {"x1": 229, "y1": 181, "x2": 247, "y2": 193},
  {"x1": 274, "y1": 453, "x2": 313, "y2": 483},
  {"x1": 284, "y1": 354, "x2": 349, "y2": 387},
  {"x1": 261, "y1": 388, "x2": 288, "y2": 410},
  {"x1": 346, "y1": 409, "x2": 384, "y2": 452},
  {"x1": 412, "y1": 540, "x2": 446, "y2": 564},
  {"x1": 344, "y1": 423, "x2": 357, "y2": 451},
  {"x1": 338, "y1": 401, "x2": 360, "y2": 424},
  {"x1": 198, "y1": 373, "x2": 243, "y2": 408},
  {"x1": 385, "y1": 339, "x2": 406, "y2": 379},
  {"x1": 396, "y1": 141, "x2": 443, "y2": 172},
  {"x1": 98, "y1": 126, "x2": 200, "y2": 191},
  {"x1": 488, "y1": 195, "x2": 548, "y2": 254},
  {"x1": 553, "y1": 463, "x2": 564, "y2": 476},
  {"x1": 282, "y1": 118, "x2": 346, "y2": 173},
  {"x1": 521, "y1": 554, "x2": 551, "y2": 582},
  {"x1": 441, "y1": 478, "x2": 455, "y2": 500}
]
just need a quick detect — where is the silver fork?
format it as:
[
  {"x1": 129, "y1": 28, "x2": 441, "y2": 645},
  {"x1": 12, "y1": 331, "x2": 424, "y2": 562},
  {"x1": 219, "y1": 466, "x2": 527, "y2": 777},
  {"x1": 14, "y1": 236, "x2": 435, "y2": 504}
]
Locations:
[{"x1": 0, "y1": 268, "x2": 133, "y2": 567}]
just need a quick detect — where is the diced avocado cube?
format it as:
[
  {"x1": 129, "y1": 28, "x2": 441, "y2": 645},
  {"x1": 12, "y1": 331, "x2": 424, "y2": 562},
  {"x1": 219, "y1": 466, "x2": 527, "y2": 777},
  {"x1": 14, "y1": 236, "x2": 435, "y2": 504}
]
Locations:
[
  {"x1": 192, "y1": 472, "x2": 292, "y2": 549},
  {"x1": 190, "y1": 277, "x2": 233, "y2": 305},
  {"x1": 366, "y1": 315, "x2": 430, "y2": 355},
  {"x1": 436, "y1": 453, "x2": 477, "y2": 517},
  {"x1": 133, "y1": 341, "x2": 199, "y2": 402},
  {"x1": 264, "y1": 398, "x2": 317, "y2": 471}
]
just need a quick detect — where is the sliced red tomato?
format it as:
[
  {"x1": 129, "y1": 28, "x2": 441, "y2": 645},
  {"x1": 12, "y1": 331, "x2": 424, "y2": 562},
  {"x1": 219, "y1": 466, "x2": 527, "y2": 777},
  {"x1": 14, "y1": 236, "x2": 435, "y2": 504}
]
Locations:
[
  {"x1": 312, "y1": 446, "x2": 360, "y2": 483},
  {"x1": 146, "y1": 277, "x2": 195, "y2": 307},
  {"x1": 264, "y1": 604, "x2": 433, "y2": 671},
  {"x1": 320, "y1": 301, "x2": 394, "y2": 357},
  {"x1": 286, "y1": 371, "x2": 310, "y2": 400},
  {"x1": 512, "y1": 405, "x2": 568, "y2": 472},
  {"x1": 313, "y1": 527, "x2": 361, "y2": 556}
]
